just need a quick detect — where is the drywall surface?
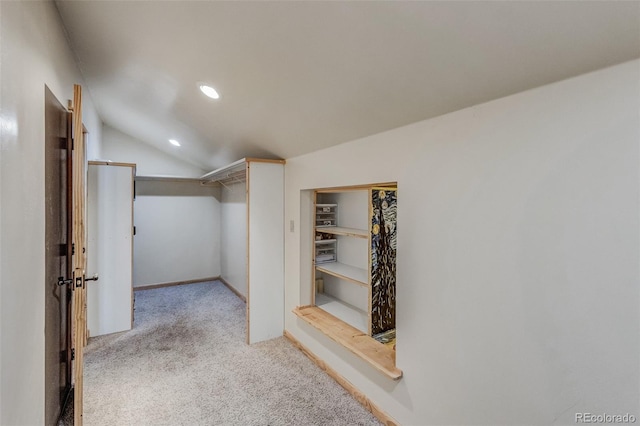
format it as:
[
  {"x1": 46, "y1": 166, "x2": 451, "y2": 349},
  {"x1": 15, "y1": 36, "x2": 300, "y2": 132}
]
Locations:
[
  {"x1": 221, "y1": 180, "x2": 247, "y2": 297},
  {"x1": 101, "y1": 129, "x2": 222, "y2": 287},
  {"x1": 133, "y1": 181, "x2": 221, "y2": 287},
  {"x1": 101, "y1": 124, "x2": 202, "y2": 177},
  {"x1": 0, "y1": 1, "x2": 101, "y2": 423},
  {"x1": 248, "y1": 162, "x2": 285, "y2": 343},
  {"x1": 284, "y1": 60, "x2": 639, "y2": 425}
]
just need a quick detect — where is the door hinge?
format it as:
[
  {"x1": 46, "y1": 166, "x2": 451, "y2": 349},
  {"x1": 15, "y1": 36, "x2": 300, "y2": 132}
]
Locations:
[
  {"x1": 72, "y1": 243, "x2": 75, "y2": 255},
  {"x1": 71, "y1": 348, "x2": 75, "y2": 361}
]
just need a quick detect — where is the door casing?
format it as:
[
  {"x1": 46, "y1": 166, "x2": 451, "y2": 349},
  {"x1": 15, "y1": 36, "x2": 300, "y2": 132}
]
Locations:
[{"x1": 44, "y1": 85, "x2": 72, "y2": 426}]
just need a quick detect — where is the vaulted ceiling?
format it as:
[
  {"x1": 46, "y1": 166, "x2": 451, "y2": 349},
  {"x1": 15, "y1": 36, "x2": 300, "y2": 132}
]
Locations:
[{"x1": 55, "y1": 1, "x2": 640, "y2": 170}]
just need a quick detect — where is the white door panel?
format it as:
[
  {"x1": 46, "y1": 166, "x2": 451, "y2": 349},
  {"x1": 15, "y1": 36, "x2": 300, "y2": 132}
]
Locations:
[{"x1": 87, "y1": 163, "x2": 133, "y2": 337}]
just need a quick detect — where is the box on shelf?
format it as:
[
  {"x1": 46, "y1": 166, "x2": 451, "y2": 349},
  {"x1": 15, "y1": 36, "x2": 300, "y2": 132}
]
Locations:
[
  {"x1": 315, "y1": 238, "x2": 337, "y2": 264},
  {"x1": 315, "y1": 203, "x2": 337, "y2": 227}
]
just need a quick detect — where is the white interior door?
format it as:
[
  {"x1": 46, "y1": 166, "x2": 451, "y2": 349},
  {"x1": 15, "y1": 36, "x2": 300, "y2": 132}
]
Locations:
[{"x1": 87, "y1": 162, "x2": 134, "y2": 337}]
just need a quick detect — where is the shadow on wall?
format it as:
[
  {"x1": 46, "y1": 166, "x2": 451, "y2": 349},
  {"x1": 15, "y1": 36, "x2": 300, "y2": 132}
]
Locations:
[{"x1": 135, "y1": 180, "x2": 221, "y2": 199}]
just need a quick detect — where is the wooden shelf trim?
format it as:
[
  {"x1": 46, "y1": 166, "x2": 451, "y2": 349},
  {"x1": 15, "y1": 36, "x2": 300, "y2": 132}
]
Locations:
[
  {"x1": 315, "y1": 183, "x2": 396, "y2": 193},
  {"x1": 316, "y1": 226, "x2": 368, "y2": 238},
  {"x1": 89, "y1": 160, "x2": 136, "y2": 169},
  {"x1": 316, "y1": 262, "x2": 368, "y2": 286},
  {"x1": 293, "y1": 305, "x2": 402, "y2": 380}
]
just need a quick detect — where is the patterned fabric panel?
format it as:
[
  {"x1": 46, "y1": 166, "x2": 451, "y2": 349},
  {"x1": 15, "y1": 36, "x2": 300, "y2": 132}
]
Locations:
[{"x1": 370, "y1": 188, "x2": 397, "y2": 335}]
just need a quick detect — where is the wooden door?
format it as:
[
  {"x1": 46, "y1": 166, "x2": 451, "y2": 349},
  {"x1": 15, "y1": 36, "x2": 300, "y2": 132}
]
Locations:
[
  {"x1": 71, "y1": 84, "x2": 87, "y2": 426},
  {"x1": 44, "y1": 86, "x2": 72, "y2": 425}
]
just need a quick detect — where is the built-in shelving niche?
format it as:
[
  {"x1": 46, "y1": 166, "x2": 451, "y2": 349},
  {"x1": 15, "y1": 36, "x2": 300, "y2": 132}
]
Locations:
[{"x1": 294, "y1": 183, "x2": 401, "y2": 380}]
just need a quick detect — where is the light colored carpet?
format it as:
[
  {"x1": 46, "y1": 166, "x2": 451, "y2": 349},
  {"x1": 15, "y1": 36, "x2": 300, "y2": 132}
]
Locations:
[{"x1": 81, "y1": 280, "x2": 382, "y2": 426}]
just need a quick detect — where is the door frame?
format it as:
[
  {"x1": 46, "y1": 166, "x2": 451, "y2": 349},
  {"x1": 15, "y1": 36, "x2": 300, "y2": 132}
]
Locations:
[
  {"x1": 70, "y1": 84, "x2": 88, "y2": 426},
  {"x1": 44, "y1": 85, "x2": 73, "y2": 425}
]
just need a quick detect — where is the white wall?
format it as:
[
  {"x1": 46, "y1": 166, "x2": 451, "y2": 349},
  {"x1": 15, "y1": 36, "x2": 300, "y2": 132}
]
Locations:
[
  {"x1": 284, "y1": 61, "x2": 639, "y2": 425},
  {"x1": 101, "y1": 128, "x2": 222, "y2": 288},
  {"x1": 0, "y1": 1, "x2": 102, "y2": 423},
  {"x1": 220, "y1": 181, "x2": 248, "y2": 297},
  {"x1": 247, "y1": 162, "x2": 285, "y2": 343},
  {"x1": 101, "y1": 124, "x2": 201, "y2": 177},
  {"x1": 133, "y1": 181, "x2": 221, "y2": 287}
]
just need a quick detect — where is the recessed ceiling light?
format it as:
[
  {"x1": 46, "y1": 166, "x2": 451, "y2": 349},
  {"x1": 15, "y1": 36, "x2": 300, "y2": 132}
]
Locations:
[
  {"x1": 169, "y1": 139, "x2": 181, "y2": 147},
  {"x1": 199, "y1": 84, "x2": 220, "y2": 99}
]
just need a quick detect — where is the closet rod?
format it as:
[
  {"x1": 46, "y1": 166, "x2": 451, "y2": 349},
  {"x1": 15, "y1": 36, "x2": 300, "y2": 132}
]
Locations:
[{"x1": 200, "y1": 158, "x2": 246, "y2": 182}]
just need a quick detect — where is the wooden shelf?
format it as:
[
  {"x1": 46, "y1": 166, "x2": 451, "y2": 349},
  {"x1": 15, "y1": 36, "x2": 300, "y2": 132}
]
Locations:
[
  {"x1": 200, "y1": 157, "x2": 285, "y2": 185},
  {"x1": 293, "y1": 305, "x2": 402, "y2": 380},
  {"x1": 316, "y1": 262, "x2": 368, "y2": 286},
  {"x1": 316, "y1": 226, "x2": 368, "y2": 239},
  {"x1": 315, "y1": 293, "x2": 368, "y2": 333}
]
